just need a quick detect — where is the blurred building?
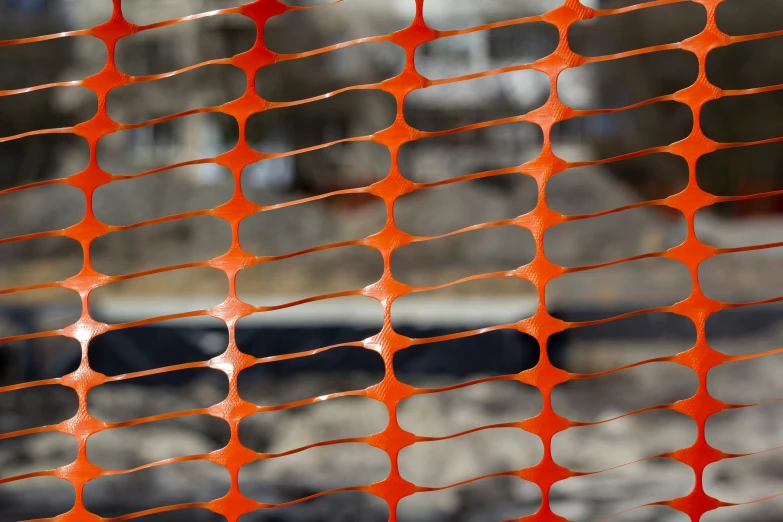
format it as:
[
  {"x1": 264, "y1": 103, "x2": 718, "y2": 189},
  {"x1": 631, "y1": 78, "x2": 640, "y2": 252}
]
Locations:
[
  {"x1": 2, "y1": 0, "x2": 782, "y2": 306},
  {"x1": 0, "y1": 1, "x2": 781, "y2": 318},
  {"x1": 56, "y1": 0, "x2": 584, "y2": 191}
]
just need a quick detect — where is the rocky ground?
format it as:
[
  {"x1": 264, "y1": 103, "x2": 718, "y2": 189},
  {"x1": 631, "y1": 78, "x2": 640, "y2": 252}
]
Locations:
[
  {"x1": 2, "y1": 157, "x2": 783, "y2": 519},
  {"x1": 1, "y1": 324, "x2": 782, "y2": 522}
]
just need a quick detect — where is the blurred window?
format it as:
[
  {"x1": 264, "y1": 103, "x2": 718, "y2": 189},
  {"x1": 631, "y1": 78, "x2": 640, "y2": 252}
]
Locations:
[
  {"x1": 126, "y1": 119, "x2": 179, "y2": 163},
  {"x1": 8, "y1": 0, "x2": 46, "y2": 13}
]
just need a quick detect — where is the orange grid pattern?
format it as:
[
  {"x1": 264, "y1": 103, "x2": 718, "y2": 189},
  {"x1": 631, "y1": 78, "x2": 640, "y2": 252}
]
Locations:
[{"x1": 1, "y1": 0, "x2": 783, "y2": 520}]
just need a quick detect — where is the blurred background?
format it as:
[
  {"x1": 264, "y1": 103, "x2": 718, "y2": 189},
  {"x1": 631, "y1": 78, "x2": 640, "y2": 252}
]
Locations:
[{"x1": 1, "y1": 0, "x2": 783, "y2": 520}]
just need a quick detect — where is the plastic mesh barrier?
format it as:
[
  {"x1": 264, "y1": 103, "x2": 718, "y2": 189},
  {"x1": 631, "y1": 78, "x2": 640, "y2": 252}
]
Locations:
[{"x1": 1, "y1": 0, "x2": 783, "y2": 520}]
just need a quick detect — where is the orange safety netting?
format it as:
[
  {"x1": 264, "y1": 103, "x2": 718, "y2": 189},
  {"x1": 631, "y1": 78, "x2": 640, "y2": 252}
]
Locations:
[{"x1": 1, "y1": 0, "x2": 782, "y2": 520}]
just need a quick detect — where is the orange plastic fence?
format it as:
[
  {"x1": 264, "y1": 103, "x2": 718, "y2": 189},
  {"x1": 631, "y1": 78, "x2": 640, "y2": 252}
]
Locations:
[{"x1": 1, "y1": 0, "x2": 782, "y2": 520}]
